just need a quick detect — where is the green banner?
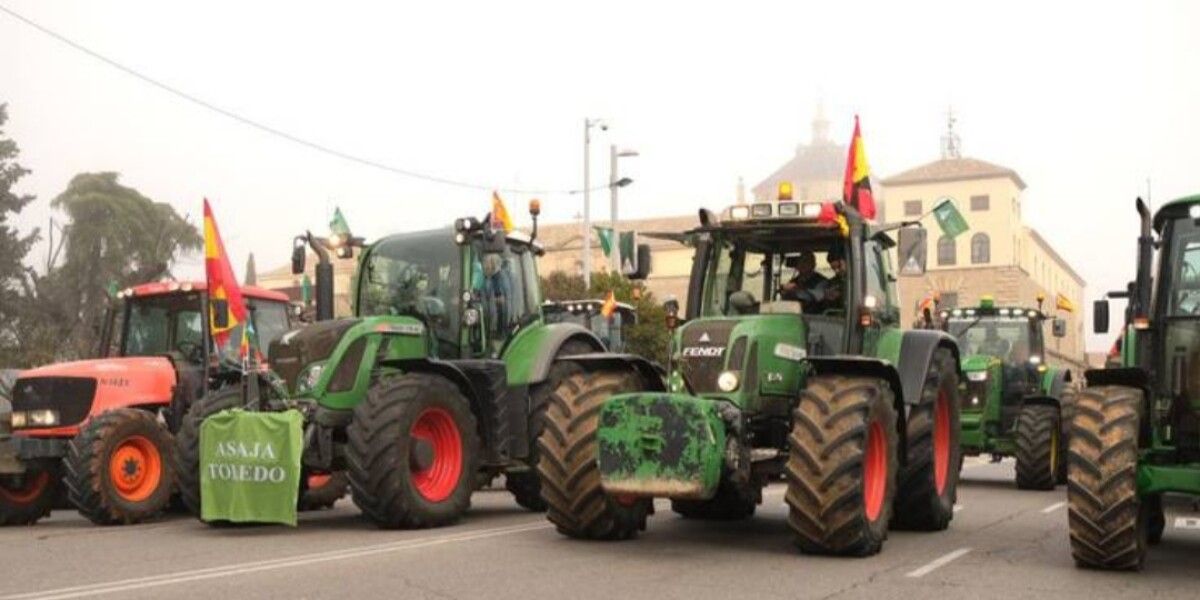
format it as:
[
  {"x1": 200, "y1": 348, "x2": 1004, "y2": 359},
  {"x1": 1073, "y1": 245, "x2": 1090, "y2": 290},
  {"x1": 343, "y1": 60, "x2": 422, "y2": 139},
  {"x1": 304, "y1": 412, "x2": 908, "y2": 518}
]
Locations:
[
  {"x1": 330, "y1": 207, "x2": 352, "y2": 237},
  {"x1": 933, "y1": 198, "x2": 969, "y2": 239},
  {"x1": 594, "y1": 226, "x2": 614, "y2": 257},
  {"x1": 619, "y1": 231, "x2": 637, "y2": 273},
  {"x1": 200, "y1": 409, "x2": 303, "y2": 526}
]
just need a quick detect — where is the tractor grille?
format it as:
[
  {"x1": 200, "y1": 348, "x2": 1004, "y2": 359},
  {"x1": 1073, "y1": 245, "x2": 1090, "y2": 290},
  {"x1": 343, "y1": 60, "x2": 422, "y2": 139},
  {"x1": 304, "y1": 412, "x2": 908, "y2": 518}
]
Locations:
[
  {"x1": 678, "y1": 320, "x2": 736, "y2": 394},
  {"x1": 269, "y1": 318, "x2": 358, "y2": 393},
  {"x1": 962, "y1": 380, "x2": 988, "y2": 412},
  {"x1": 12, "y1": 377, "x2": 96, "y2": 427}
]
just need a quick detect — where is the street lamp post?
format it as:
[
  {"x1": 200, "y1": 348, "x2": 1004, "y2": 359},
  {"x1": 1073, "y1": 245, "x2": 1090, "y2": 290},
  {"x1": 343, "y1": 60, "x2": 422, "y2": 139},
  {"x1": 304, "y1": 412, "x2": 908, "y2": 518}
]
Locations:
[
  {"x1": 582, "y1": 118, "x2": 607, "y2": 288},
  {"x1": 610, "y1": 145, "x2": 639, "y2": 272}
]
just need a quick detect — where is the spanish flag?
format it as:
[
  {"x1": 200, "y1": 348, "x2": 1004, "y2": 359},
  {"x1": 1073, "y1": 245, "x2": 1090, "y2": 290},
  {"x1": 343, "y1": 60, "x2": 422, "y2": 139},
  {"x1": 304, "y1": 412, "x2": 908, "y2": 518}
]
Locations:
[
  {"x1": 842, "y1": 116, "x2": 877, "y2": 220},
  {"x1": 601, "y1": 290, "x2": 618, "y2": 319},
  {"x1": 1055, "y1": 293, "x2": 1076, "y2": 313},
  {"x1": 204, "y1": 199, "x2": 249, "y2": 348},
  {"x1": 491, "y1": 191, "x2": 514, "y2": 233}
]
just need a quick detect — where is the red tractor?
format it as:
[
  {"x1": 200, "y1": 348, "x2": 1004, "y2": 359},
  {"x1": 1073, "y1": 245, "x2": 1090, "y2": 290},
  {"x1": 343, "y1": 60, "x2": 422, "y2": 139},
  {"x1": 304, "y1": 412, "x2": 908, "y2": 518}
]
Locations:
[{"x1": 0, "y1": 281, "x2": 344, "y2": 525}]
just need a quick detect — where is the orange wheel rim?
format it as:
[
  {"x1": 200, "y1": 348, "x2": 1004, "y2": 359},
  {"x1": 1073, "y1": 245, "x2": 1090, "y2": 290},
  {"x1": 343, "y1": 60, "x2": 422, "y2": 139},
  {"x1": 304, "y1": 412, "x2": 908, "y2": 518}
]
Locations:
[
  {"x1": 108, "y1": 435, "x2": 163, "y2": 503},
  {"x1": 863, "y1": 419, "x2": 887, "y2": 522},
  {"x1": 307, "y1": 473, "x2": 333, "y2": 489},
  {"x1": 0, "y1": 470, "x2": 49, "y2": 504}
]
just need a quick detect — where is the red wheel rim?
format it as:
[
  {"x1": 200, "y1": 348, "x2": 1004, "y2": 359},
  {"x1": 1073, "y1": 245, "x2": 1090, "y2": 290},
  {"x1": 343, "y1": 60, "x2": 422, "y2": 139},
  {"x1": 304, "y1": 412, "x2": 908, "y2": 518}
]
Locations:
[
  {"x1": 934, "y1": 390, "x2": 951, "y2": 495},
  {"x1": 614, "y1": 494, "x2": 639, "y2": 507},
  {"x1": 307, "y1": 473, "x2": 333, "y2": 490},
  {"x1": 0, "y1": 470, "x2": 49, "y2": 504},
  {"x1": 863, "y1": 419, "x2": 887, "y2": 523},
  {"x1": 410, "y1": 407, "x2": 463, "y2": 503},
  {"x1": 109, "y1": 435, "x2": 163, "y2": 503}
]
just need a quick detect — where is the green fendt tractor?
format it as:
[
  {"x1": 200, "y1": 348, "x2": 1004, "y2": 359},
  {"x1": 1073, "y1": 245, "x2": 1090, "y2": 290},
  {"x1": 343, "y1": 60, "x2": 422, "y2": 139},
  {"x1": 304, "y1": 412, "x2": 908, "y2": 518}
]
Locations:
[
  {"x1": 536, "y1": 195, "x2": 964, "y2": 556},
  {"x1": 1070, "y1": 196, "x2": 1200, "y2": 570},
  {"x1": 939, "y1": 296, "x2": 1074, "y2": 489},
  {"x1": 178, "y1": 202, "x2": 651, "y2": 528}
]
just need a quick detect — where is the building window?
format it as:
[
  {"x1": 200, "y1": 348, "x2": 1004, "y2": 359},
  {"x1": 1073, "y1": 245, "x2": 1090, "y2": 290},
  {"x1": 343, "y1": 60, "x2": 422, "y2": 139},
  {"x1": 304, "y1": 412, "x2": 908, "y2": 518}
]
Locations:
[
  {"x1": 940, "y1": 292, "x2": 959, "y2": 309},
  {"x1": 971, "y1": 233, "x2": 990, "y2": 264},
  {"x1": 938, "y1": 235, "x2": 956, "y2": 266},
  {"x1": 971, "y1": 195, "x2": 990, "y2": 211},
  {"x1": 905, "y1": 200, "x2": 922, "y2": 216}
]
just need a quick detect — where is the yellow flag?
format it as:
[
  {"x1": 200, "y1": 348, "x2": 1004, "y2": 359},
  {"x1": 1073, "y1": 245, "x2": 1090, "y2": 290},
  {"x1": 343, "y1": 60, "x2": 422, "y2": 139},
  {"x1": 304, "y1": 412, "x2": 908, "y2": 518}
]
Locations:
[
  {"x1": 491, "y1": 191, "x2": 514, "y2": 233},
  {"x1": 1055, "y1": 293, "x2": 1076, "y2": 313}
]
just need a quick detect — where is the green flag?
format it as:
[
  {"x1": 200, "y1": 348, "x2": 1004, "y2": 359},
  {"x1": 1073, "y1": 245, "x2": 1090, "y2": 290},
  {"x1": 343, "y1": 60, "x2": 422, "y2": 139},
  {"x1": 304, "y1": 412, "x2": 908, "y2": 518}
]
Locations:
[
  {"x1": 301, "y1": 274, "x2": 312, "y2": 305},
  {"x1": 330, "y1": 207, "x2": 351, "y2": 237},
  {"x1": 594, "y1": 226, "x2": 614, "y2": 257},
  {"x1": 619, "y1": 231, "x2": 637, "y2": 273},
  {"x1": 106, "y1": 281, "x2": 119, "y2": 299},
  {"x1": 200, "y1": 409, "x2": 304, "y2": 526},
  {"x1": 933, "y1": 198, "x2": 969, "y2": 239}
]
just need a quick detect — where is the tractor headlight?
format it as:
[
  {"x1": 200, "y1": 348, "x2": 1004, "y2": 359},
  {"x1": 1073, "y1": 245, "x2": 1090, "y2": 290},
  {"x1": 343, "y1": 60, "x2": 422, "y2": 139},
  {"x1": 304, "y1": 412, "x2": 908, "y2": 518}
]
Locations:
[
  {"x1": 970, "y1": 395, "x2": 981, "y2": 407},
  {"x1": 1029, "y1": 356, "x2": 1042, "y2": 365},
  {"x1": 966, "y1": 371, "x2": 988, "y2": 382},
  {"x1": 717, "y1": 371, "x2": 740, "y2": 393},
  {"x1": 297, "y1": 362, "x2": 326, "y2": 393},
  {"x1": 10, "y1": 409, "x2": 60, "y2": 429}
]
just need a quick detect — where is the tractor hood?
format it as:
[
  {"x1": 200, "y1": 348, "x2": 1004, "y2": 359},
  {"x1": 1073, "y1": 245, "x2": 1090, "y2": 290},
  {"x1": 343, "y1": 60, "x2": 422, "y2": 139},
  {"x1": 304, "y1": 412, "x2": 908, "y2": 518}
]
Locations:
[
  {"x1": 673, "y1": 315, "x2": 808, "y2": 406},
  {"x1": 13, "y1": 356, "x2": 177, "y2": 432},
  {"x1": 960, "y1": 355, "x2": 1001, "y2": 373}
]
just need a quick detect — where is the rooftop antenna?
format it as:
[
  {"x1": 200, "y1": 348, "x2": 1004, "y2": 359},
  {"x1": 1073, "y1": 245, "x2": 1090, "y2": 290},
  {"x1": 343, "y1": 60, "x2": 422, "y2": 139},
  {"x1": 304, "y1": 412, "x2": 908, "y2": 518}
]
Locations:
[
  {"x1": 941, "y1": 106, "x2": 961, "y2": 159},
  {"x1": 811, "y1": 96, "x2": 830, "y2": 145}
]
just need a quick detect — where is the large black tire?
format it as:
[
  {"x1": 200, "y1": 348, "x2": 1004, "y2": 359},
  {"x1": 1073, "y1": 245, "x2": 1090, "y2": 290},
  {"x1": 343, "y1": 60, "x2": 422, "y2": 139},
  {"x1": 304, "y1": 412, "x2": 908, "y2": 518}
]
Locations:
[
  {"x1": 1056, "y1": 390, "x2": 1076, "y2": 485},
  {"x1": 786, "y1": 375, "x2": 898, "y2": 556},
  {"x1": 1014, "y1": 404, "x2": 1061, "y2": 490},
  {"x1": 1068, "y1": 385, "x2": 1146, "y2": 570},
  {"x1": 672, "y1": 479, "x2": 760, "y2": 521},
  {"x1": 507, "y1": 341, "x2": 591, "y2": 512},
  {"x1": 0, "y1": 458, "x2": 61, "y2": 525},
  {"x1": 891, "y1": 348, "x2": 961, "y2": 531},
  {"x1": 537, "y1": 369, "x2": 651, "y2": 540},
  {"x1": 348, "y1": 374, "x2": 480, "y2": 529},
  {"x1": 298, "y1": 471, "x2": 350, "y2": 511},
  {"x1": 176, "y1": 386, "x2": 244, "y2": 517},
  {"x1": 65, "y1": 409, "x2": 176, "y2": 525}
]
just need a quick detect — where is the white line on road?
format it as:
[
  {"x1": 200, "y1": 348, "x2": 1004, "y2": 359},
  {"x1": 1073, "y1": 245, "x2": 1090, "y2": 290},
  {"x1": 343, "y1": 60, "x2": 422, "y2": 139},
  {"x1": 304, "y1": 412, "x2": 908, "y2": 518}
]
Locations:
[
  {"x1": 905, "y1": 548, "x2": 972, "y2": 578},
  {"x1": 1, "y1": 521, "x2": 551, "y2": 600},
  {"x1": 1041, "y1": 501, "x2": 1066, "y2": 514},
  {"x1": 953, "y1": 505, "x2": 964, "y2": 513}
]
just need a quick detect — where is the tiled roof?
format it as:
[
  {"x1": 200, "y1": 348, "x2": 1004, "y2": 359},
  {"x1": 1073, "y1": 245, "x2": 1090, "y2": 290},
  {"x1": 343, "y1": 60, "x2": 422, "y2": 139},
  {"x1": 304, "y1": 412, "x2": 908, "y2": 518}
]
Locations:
[{"x1": 881, "y1": 157, "x2": 1026, "y2": 190}]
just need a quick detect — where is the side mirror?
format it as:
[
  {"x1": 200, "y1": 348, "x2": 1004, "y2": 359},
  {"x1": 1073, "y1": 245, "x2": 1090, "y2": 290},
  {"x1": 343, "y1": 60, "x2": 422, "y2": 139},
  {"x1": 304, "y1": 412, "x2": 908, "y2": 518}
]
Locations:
[
  {"x1": 1093, "y1": 299, "x2": 1110, "y2": 334},
  {"x1": 626, "y1": 244, "x2": 652, "y2": 280},
  {"x1": 1053, "y1": 318, "x2": 1067, "y2": 338},
  {"x1": 212, "y1": 299, "x2": 230, "y2": 330},
  {"x1": 663, "y1": 296, "x2": 679, "y2": 330},
  {"x1": 291, "y1": 241, "x2": 306, "y2": 275},
  {"x1": 897, "y1": 227, "x2": 928, "y2": 276}
]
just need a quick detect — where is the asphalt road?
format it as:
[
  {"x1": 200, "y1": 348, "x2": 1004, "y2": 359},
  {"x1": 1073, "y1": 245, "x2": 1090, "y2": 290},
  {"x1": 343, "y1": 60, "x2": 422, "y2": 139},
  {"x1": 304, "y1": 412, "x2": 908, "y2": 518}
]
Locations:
[{"x1": 1, "y1": 459, "x2": 1196, "y2": 600}]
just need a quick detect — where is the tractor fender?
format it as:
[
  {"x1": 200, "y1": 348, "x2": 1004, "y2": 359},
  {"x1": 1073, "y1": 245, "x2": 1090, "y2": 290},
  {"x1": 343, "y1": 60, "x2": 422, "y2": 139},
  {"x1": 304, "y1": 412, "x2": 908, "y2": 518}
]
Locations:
[
  {"x1": 805, "y1": 356, "x2": 909, "y2": 461},
  {"x1": 558, "y1": 353, "x2": 667, "y2": 393},
  {"x1": 1018, "y1": 395, "x2": 1060, "y2": 411},
  {"x1": 896, "y1": 329, "x2": 961, "y2": 406},
  {"x1": 510, "y1": 323, "x2": 606, "y2": 386},
  {"x1": 1084, "y1": 366, "x2": 1149, "y2": 390},
  {"x1": 1043, "y1": 368, "x2": 1073, "y2": 398}
]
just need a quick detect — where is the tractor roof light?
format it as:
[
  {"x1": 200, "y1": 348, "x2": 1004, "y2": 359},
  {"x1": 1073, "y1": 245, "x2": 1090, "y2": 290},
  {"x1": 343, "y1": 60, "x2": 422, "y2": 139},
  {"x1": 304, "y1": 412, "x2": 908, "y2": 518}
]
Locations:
[
  {"x1": 729, "y1": 206, "x2": 751, "y2": 221},
  {"x1": 777, "y1": 181, "x2": 794, "y2": 202},
  {"x1": 1134, "y1": 316, "x2": 1151, "y2": 330},
  {"x1": 778, "y1": 201, "x2": 800, "y2": 217},
  {"x1": 800, "y1": 202, "x2": 823, "y2": 217},
  {"x1": 455, "y1": 217, "x2": 480, "y2": 233},
  {"x1": 751, "y1": 203, "x2": 772, "y2": 218},
  {"x1": 999, "y1": 308, "x2": 1011, "y2": 316},
  {"x1": 980, "y1": 295, "x2": 995, "y2": 309},
  {"x1": 1012, "y1": 309, "x2": 1025, "y2": 317},
  {"x1": 1190, "y1": 204, "x2": 1200, "y2": 219}
]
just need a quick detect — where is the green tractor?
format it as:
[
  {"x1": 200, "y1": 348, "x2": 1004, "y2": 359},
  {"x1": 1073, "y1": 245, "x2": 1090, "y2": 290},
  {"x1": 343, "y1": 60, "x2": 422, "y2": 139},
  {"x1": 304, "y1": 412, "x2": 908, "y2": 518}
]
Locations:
[
  {"x1": 1070, "y1": 195, "x2": 1200, "y2": 570},
  {"x1": 177, "y1": 202, "x2": 649, "y2": 528},
  {"x1": 938, "y1": 296, "x2": 1075, "y2": 489},
  {"x1": 542, "y1": 299, "x2": 637, "y2": 353},
  {"x1": 536, "y1": 197, "x2": 964, "y2": 556}
]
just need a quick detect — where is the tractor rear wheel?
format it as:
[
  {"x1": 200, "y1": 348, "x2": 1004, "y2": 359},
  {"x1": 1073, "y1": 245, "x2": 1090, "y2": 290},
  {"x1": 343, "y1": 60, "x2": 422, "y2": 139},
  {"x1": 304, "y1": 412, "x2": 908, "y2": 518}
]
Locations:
[
  {"x1": 1014, "y1": 404, "x2": 1060, "y2": 490},
  {"x1": 176, "y1": 385, "x2": 244, "y2": 517},
  {"x1": 1056, "y1": 390, "x2": 1076, "y2": 485},
  {"x1": 507, "y1": 341, "x2": 590, "y2": 512},
  {"x1": 537, "y1": 369, "x2": 650, "y2": 540},
  {"x1": 672, "y1": 479, "x2": 759, "y2": 521},
  {"x1": 892, "y1": 348, "x2": 961, "y2": 531},
  {"x1": 65, "y1": 409, "x2": 175, "y2": 525},
  {"x1": 348, "y1": 374, "x2": 479, "y2": 529},
  {"x1": 1068, "y1": 385, "x2": 1146, "y2": 570},
  {"x1": 786, "y1": 375, "x2": 898, "y2": 556},
  {"x1": 298, "y1": 471, "x2": 350, "y2": 511},
  {"x1": 0, "y1": 459, "x2": 61, "y2": 525}
]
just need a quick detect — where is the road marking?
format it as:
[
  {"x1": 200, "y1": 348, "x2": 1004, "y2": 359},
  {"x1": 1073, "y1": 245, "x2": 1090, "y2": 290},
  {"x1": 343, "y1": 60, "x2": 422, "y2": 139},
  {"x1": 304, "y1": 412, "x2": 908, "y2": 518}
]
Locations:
[
  {"x1": 1041, "y1": 501, "x2": 1066, "y2": 514},
  {"x1": 905, "y1": 547, "x2": 972, "y2": 578},
  {"x1": 953, "y1": 505, "x2": 964, "y2": 513},
  {"x1": 1175, "y1": 517, "x2": 1200, "y2": 530},
  {"x1": 1, "y1": 521, "x2": 551, "y2": 600}
]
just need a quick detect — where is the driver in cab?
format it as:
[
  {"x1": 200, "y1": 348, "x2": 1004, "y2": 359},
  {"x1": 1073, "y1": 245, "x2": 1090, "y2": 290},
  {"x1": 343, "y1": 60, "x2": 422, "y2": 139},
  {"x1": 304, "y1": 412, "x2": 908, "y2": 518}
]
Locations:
[{"x1": 780, "y1": 251, "x2": 828, "y2": 310}]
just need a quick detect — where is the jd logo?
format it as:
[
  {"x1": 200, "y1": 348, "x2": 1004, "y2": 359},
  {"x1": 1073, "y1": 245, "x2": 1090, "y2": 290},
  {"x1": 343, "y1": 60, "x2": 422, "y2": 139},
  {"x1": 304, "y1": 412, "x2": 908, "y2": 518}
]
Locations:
[
  {"x1": 698, "y1": 332, "x2": 711, "y2": 343},
  {"x1": 682, "y1": 347, "x2": 725, "y2": 358}
]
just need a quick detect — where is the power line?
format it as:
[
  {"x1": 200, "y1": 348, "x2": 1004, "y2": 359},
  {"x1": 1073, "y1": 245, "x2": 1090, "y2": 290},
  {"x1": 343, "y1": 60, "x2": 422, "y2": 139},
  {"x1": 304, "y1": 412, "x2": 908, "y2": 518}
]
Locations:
[{"x1": 0, "y1": 3, "x2": 603, "y2": 197}]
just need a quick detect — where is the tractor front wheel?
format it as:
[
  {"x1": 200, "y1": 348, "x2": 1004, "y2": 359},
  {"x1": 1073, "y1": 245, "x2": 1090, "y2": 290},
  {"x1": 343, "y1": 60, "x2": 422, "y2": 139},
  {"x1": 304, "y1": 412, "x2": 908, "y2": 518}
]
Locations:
[
  {"x1": 892, "y1": 348, "x2": 961, "y2": 531},
  {"x1": 176, "y1": 386, "x2": 244, "y2": 517},
  {"x1": 0, "y1": 459, "x2": 60, "y2": 525},
  {"x1": 298, "y1": 471, "x2": 350, "y2": 511},
  {"x1": 786, "y1": 375, "x2": 898, "y2": 556},
  {"x1": 1014, "y1": 404, "x2": 1060, "y2": 490},
  {"x1": 1056, "y1": 390, "x2": 1076, "y2": 485},
  {"x1": 537, "y1": 369, "x2": 650, "y2": 540},
  {"x1": 1068, "y1": 385, "x2": 1146, "y2": 570},
  {"x1": 348, "y1": 374, "x2": 479, "y2": 529},
  {"x1": 65, "y1": 409, "x2": 175, "y2": 525}
]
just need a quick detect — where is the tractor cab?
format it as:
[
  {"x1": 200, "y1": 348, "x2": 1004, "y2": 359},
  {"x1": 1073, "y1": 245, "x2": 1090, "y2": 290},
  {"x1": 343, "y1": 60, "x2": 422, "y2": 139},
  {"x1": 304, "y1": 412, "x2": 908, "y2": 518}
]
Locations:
[{"x1": 542, "y1": 300, "x2": 637, "y2": 352}]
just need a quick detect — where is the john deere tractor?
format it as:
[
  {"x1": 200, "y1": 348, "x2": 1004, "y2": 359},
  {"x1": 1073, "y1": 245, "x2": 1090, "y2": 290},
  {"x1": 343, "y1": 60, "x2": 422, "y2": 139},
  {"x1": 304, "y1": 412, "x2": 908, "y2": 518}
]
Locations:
[
  {"x1": 1069, "y1": 196, "x2": 1200, "y2": 570},
  {"x1": 939, "y1": 297, "x2": 1074, "y2": 489},
  {"x1": 0, "y1": 282, "x2": 305, "y2": 526},
  {"x1": 536, "y1": 196, "x2": 964, "y2": 556},
  {"x1": 177, "y1": 202, "x2": 645, "y2": 528}
]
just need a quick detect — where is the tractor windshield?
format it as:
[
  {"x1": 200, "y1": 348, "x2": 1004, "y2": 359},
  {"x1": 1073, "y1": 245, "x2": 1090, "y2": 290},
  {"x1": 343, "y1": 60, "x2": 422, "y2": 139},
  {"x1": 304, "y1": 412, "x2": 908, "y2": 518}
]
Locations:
[
  {"x1": 358, "y1": 228, "x2": 462, "y2": 354},
  {"x1": 701, "y1": 228, "x2": 844, "y2": 317},
  {"x1": 946, "y1": 317, "x2": 1041, "y2": 365},
  {"x1": 122, "y1": 293, "x2": 293, "y2": 363}
]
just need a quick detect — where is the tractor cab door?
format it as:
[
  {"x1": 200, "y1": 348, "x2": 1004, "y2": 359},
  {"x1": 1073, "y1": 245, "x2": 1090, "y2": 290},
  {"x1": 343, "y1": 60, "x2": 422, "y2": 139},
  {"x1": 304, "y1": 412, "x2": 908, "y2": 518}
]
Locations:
[
  {"x1": 1156, "y1": 225, "x2": 1200, "y2": 453},
  {"x1": 860, "y1": 239, "x2": 900, "y2": 358},
  {"x1": 469, "y1": 240, "x2": 541, "y2": 358}
]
